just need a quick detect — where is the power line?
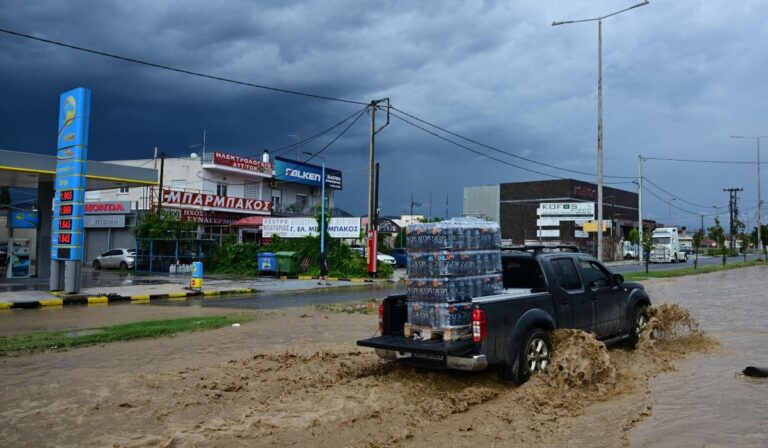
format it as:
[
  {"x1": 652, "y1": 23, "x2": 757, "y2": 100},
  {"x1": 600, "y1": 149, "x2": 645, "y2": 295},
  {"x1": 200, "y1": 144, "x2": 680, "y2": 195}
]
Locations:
[
  {"x1": 390, "y1": 110, "x2": 573, "y2": 180},
  {"x1": 270, "y1": 105, "x2": 369, "y2": 156},
  {"x1": 0, "y1": 27, "x2": 368, "y2": 106},
  {"x1": 644, "y1": 156, "x2": 768, "y2": 165},
  {"x1": 642, "y1": 185, "x2": 708, "y2": 217},
  {"x1": 643, "y1": 176, "x2": 726, "y2": 210},
  {"x1": 197, "y1": 106, "x2": 369, "y2": 187},
  {"x1": 391, "y1": 105, "x2": 635, "y2": 179}
]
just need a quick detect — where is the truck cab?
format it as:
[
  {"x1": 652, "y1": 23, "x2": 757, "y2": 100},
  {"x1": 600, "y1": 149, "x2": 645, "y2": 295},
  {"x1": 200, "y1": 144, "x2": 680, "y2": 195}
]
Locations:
[{"x1": 650, "y1": 227, "x2": 688, "y2": 263}]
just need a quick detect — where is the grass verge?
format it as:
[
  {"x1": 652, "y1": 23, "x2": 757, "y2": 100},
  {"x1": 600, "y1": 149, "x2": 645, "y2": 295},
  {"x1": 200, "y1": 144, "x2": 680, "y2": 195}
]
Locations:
[
  {"x1": 625, "y1": 260, "x2": 765, "y2": 281},
  {"x1": 316, "y1": 299, "x2": 380, "y2": 315},
  {"x1": 0, "y1": 315, "x2": 253, "y2": 356}
]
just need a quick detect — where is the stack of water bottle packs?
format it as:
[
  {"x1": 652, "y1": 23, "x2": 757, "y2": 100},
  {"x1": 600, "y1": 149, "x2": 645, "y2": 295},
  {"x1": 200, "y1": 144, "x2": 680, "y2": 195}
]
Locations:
[{"x1": 405, "y1": 218, "x2": 503, "y2": 331}]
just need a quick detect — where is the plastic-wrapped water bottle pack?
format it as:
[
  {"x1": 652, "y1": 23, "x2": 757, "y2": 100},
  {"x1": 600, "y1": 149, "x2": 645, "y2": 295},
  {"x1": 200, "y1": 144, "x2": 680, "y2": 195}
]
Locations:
[{"x1": 405, "y1": 217, "x2": 501, "y2": 251}]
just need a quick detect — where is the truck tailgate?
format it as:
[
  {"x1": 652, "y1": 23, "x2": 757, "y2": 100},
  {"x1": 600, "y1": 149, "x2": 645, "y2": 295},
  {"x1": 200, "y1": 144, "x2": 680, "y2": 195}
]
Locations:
[{"x1": 357, "y1": 335, "x2": 474, "y2": 356}]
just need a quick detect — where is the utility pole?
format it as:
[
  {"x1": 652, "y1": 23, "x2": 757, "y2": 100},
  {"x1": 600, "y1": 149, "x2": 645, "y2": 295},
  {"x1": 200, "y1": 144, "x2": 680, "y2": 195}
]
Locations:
[
  {"x1": 367, "y1": 99, "x2": 390, "y2": 276},
  {"x1": 638, "y1": 155, "x2": 644, "y2": 263},
  {"x1": 429, "y1": 192, "x2": 432, "y2": 222},
  {"x1": 445, "y1": 194, "x2": 449, "y2": 220},
  {"x1": 731, "y1": 135, "x2": 767, "y2": 259},
  {"x1": 374, "y1": 163, "x2": 380, "y2": 226},
  {"x1": 158, "y1": 151, "x2": 165, "y2": 212},
  {"x1": 724, "y1": 187, "x2": 743, "y2": 252}
]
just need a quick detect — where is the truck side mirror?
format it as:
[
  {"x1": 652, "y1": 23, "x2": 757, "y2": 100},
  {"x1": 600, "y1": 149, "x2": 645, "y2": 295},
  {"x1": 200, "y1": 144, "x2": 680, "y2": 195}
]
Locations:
[{"x1": 613, "y1": 273, "x2": 624, "y2": 285}]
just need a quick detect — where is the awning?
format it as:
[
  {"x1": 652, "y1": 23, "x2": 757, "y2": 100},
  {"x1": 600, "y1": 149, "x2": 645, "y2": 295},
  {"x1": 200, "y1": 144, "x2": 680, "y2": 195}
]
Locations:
[{"x1": 232, "y1": 216, "x2": 265, "y2": 227}]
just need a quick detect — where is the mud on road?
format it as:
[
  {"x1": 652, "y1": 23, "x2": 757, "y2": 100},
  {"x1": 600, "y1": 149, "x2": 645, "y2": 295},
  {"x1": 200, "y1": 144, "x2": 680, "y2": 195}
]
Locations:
[{"x1": 1, "y1": 302, "x2": 715, "y2": 448}]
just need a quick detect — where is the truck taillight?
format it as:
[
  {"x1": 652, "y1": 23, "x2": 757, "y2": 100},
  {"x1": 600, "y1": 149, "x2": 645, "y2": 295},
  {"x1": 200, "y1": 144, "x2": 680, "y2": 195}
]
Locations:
[
  {"x1": 379, "y1": 303, "x2": 385, "y2": 335},
  {"x1": 472, "y1": 308, "x2": 487, "y2": 343}
]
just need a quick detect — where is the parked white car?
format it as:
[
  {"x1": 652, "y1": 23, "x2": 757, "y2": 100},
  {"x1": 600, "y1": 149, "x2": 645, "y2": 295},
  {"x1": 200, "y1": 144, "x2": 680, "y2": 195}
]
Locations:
[
  {"x1": 92, "y1": 248, "x2": 135, "y2": 270},
  {"x1": 352, "y1": 247, "x2": 396, "y2": 265}
]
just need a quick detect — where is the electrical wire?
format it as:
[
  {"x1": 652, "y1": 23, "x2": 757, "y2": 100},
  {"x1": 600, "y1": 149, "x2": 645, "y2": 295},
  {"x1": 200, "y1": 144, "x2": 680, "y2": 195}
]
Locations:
[
  {"x1": 270, "y1": 105, "x2": 369, "y2": 156},
  {"x1": 190, "y1": 106, "x2": 368, "y2": 188},
  {"x1": 644, "y1": 156, "x2": 767, "y2": 165},
  {"x1": 642, "y1": 185, "x2": 705, "y2": 216},
  {"x1": 390, "y1": 110, "x2": 576, "y2": 180},
  {"x1": 0, "y1": 27, "x2": 368, "y2": 106},
  {"x1": 643, "y1": 176, "x2": 726, "y2": 210},
  {"x1": 391, "y1": 105, "x2": 636, "y2": 179}
]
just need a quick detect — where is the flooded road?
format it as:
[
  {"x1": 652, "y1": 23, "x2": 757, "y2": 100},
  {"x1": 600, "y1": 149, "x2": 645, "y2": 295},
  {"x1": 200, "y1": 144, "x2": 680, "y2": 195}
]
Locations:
[
  {"x1": 1, "y1": 266, "x2": 766, "y2": 446},
  {"x1": 629, "y1": 266, "x2": 768, "y2": 447}
]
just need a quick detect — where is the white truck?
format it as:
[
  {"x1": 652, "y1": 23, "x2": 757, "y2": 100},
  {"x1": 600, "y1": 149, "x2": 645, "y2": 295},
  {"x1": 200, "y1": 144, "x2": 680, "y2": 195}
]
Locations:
[{"x1": 650, "y1": 227, "x2": 688, "y2": 263}]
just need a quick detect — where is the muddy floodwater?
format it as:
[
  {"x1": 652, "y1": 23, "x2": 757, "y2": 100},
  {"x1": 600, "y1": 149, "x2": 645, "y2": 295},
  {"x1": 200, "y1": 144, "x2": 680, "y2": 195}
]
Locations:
[
  {"x1": 0, "y1": 266, "x2": 766, "y2": 447},
  {"x1": 629, "y1": 267, "x2": 768, "y2": 447}
]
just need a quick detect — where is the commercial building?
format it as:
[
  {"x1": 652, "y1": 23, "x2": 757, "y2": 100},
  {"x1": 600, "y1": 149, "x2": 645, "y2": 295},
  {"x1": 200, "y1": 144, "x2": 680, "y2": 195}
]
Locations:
[
  {"x1": 95, "y1": 149, "x2": 342, "y2": 243},
  {"x1": 0, "y1": 149, "x2": 157, "y2": 276},
  {"x1": 464, "y1": 179, "x2": 654, "y2": 259}
]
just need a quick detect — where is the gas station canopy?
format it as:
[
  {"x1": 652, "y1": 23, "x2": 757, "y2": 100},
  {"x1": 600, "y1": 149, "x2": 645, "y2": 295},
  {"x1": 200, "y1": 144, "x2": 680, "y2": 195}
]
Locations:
[{"x1": 0, "y1": 149, "x2": 157, "y2": 190}]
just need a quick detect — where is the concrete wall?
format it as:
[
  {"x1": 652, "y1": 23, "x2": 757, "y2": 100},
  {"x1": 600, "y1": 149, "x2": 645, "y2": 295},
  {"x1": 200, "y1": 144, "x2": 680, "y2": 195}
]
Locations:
[{"x1": 463, "y1": 185, "x2": 500, "y2": 222}]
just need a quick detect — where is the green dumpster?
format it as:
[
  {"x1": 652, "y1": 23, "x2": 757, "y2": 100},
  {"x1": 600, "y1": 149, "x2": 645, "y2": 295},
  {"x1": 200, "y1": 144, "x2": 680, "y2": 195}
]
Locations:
[{"x1": 275, "y1": 251, "x2": 302, "y2": 275}]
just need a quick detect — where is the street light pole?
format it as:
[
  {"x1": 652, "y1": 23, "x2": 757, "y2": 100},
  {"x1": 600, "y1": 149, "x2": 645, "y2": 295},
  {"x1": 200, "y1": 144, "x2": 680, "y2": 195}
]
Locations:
[
  {"x1": 731, "y1": 135, "x2": 767, "y2": 259},
  {"x1": 553, "y1": 1, "x2": 649, "y2": 261},
  {"x1": 305, "y1": 151, "x2": 327, "y2": 276}
]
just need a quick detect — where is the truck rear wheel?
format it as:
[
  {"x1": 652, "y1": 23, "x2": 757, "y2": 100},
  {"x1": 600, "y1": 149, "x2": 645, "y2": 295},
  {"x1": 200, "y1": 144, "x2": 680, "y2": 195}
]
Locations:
[{"x1": 504, "y1": 328, "x2": 551, "y2": 385}]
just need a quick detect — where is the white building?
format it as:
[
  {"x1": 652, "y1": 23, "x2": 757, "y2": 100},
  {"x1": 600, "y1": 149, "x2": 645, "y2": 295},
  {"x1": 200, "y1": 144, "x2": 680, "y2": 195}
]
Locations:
[{"x1": 94, "y1": 149, "x2": 340, "y2": 241}]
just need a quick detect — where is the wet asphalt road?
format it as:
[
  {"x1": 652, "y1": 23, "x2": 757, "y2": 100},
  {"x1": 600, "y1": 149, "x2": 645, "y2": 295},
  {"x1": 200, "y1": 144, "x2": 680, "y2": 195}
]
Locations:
[
  {"x1": 609, "y1": 253, "x2": 760, "y2": 274},
  {"x1": 156, "y1": 282, "x2": 407, "y2": 310}
]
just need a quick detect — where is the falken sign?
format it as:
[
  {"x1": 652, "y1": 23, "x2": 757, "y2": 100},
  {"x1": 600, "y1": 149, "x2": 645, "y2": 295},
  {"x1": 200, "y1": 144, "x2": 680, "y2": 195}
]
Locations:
[{"x1": 274, "y1": 157, "x2": 342, "y2": 190}]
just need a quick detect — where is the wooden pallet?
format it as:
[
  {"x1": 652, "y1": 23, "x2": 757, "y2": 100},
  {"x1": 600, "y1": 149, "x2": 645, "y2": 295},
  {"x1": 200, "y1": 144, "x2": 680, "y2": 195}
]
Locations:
[{"x1": 404, "y1": 323, "x2": 471, "y2": 342}]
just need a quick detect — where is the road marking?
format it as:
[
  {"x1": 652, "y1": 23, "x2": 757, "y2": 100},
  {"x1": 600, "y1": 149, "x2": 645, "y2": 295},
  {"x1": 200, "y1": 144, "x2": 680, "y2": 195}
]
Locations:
[
  {"x1": 131, "y1": 295, "x2": 150, "y2": 302},
  {"x1": 0, "y1": 302, "x2": 12, "y2": 309},
  {"x1": 39, "y1": 299, "x2": 64, "y2": 307},
  {"x1": 87, "y1": 296, "x2": 108, "y2": 304},
  {"x1": 168, "y1": 292, "x2": 188, "y2": 298}
]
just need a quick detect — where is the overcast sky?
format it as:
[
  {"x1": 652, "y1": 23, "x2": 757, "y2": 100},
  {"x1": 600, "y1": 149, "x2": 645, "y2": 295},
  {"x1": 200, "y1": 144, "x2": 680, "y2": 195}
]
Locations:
[{"x1": 2, "y1": 0, "x2": 767, "y2": 229}]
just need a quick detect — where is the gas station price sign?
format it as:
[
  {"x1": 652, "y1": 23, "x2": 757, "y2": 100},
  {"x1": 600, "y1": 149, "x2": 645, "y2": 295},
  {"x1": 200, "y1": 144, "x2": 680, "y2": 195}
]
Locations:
[
  {"x1": 52, "y1": 87, "x2": 90, "y2": 262},
  {"x1": 59, "y1": 204, "x2": 73, "y2": 216}
]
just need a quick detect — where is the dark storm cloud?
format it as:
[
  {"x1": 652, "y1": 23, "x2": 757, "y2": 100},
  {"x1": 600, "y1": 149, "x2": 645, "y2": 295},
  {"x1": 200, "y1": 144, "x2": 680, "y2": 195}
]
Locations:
[{"x1": 1, "y1": 0, "x2": 767, "y2": 227}]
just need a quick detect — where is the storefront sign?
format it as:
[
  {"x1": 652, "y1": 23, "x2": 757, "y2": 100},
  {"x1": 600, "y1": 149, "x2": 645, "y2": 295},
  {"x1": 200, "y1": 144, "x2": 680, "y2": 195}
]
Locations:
[
  {"x1": 212, "y1": 152, "x2": 272, "y2": 176},
  {"x1": 10, "y1": 211, "x2": 39, "y2": 229},
  {"x1": 274, "y1": 157, "x2": 342, "y2": 190},
  {"x1": 328, "y1": 217, "x2": 360, "y2": 238},
  {"x1": 536, "y1": 229, "x2": 560, "y2": 238},
  {"x1": 263, "y1": 217, "x2": 318, "y2": 238},
  {"x1": 376, "y1": 218, "x2": 401, "y2": 234},
  {"x1": 84, "y1": 201, "x2": 131, "y2": 214},
  {"x1": 162, "y1": 189, "x2": 271, "y2": 213},
  {"x1": 85, "y1": 215, "x2": 126, "y2": 228},
  {"x1": 181, "y1": 209, "x2": 242, "y2": 225},
  {"x1": 537, "y1": 202, "x2": 594, "y2": 219}
]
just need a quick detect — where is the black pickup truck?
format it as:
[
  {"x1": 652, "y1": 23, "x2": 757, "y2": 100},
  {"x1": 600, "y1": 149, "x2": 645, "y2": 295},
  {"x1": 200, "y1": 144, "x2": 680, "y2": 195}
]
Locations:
[{"x1": 357, "y1": 247, "x2": 651, "y2": 384}]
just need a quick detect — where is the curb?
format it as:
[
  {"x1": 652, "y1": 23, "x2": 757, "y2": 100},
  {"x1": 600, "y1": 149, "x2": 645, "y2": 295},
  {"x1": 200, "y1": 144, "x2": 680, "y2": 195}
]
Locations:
[
  {"x1": 280, "y1": 275, "x2": 394, "y2": 283},
  {"x1": 0, "y1": 288, "x2": 259, "y2": 310}
]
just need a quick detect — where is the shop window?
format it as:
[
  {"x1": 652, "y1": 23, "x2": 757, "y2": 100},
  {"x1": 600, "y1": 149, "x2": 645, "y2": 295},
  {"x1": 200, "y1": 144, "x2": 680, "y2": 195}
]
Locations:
[
  {"x1": 296, "y1": 194, "x2": 308, "y2": 209},
  {"x1": 244, "y1": 182, "x2": 260, "y2": 199}
]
